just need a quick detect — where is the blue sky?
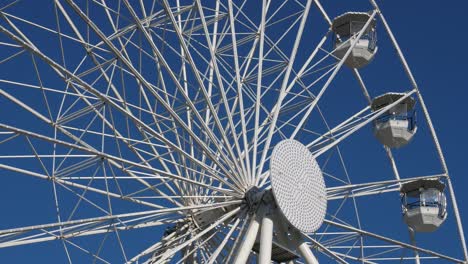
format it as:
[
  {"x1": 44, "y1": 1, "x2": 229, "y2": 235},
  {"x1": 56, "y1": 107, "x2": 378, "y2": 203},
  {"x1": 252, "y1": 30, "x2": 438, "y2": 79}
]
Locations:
[
  {"x1": 379, "y1": 0, "x2": 468, "y2": 216},
  {"x1": 0, "y1": 0, "x2": 467, "y2": 263}
]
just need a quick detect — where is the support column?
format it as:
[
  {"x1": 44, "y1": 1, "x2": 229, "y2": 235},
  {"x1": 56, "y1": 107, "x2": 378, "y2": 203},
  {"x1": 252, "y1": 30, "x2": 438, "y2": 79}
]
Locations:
[
  {"x1": 291, "y1": 228, "x2": 319, "y2": 264},
  {"x1": 234, "y1": 215, "x2": 260, "y2": 264},
  {"x1": 409, "y1": 228, "x2": 421, "y2": 264},
  {"x1": 259, "y1": 213, "x2": 274, "y2": 264},
  {"x1": 297, "y1": 241, "x2": 319, "y2": 264}
]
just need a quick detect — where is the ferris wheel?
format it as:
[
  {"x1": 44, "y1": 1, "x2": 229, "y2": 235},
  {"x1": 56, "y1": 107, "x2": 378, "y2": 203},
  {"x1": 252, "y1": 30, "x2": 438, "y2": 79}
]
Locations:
[{"x1": 0, "y1": 0, "x2": 466, "y2": 263}]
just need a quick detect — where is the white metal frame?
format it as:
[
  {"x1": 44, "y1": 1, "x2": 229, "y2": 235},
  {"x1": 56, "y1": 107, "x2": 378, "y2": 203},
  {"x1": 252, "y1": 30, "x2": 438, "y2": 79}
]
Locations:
[{"x1": 0, "y1": 0, "x2": 464, "y2": 263}]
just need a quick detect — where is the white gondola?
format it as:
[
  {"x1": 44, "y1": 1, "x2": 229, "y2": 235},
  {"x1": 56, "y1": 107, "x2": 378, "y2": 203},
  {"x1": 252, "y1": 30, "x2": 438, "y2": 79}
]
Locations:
[
  {"x1": 401, "y1": 179, "x2": 447, "y2": 232},
  {"x1": 331, "y1": 12, "x2": 377, "y2": 69},
  {"x1": 371, "y1": 93, "x2": 417, "y2": 148}
]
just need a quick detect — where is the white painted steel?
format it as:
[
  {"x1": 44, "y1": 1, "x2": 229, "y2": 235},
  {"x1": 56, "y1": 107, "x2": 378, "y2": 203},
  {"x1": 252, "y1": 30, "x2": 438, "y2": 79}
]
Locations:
[
  {"x1": 270, "y1": 139, "x2": 327, "y2": 233},
  {"x1": 233, "y1": 215, "x2": 260, "y2": 264},
  {"x1": 259, "y1": 214, "x2": 274, "y2": 264}
]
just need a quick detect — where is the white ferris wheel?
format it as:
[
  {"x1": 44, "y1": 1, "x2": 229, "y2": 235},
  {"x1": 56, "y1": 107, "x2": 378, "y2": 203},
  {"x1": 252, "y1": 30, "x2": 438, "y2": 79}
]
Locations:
[{"x1": 0, "y1": 0, "x2": 466, "y2": 263}]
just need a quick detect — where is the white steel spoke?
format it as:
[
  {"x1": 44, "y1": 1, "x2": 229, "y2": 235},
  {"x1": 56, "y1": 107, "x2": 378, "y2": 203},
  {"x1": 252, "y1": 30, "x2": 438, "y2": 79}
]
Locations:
[
  {"x1": 58, "y1": 0, "x2": 245, "y2": 190},
  {"x1": 257, "y1": 0, "x2": 313, "y2": 179},
  {"x1": 0, "y1": 124, "x2": 240, "y2": 197},
  {"x1": 324, "y1": 219, "x2": 464, "y2": 263},
  {"x1": 309, "y1": 90, "x2": 416, "y2": 157}
]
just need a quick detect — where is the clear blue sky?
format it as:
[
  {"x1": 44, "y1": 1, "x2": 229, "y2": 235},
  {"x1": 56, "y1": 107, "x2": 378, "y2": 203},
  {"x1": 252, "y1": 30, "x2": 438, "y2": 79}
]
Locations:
[{"x1": 0, "y1": 0, "x2": 466, "y2": 263}]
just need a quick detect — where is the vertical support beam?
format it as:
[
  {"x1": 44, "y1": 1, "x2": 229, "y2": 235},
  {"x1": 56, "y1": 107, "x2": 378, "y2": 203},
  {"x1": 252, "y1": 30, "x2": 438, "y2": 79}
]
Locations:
[
  {"x1": 291, "y1": 228, "x2": 319, "y2": 264},
  {"x1": 297, "y1": 242, "x2": 319, "y2": 264},
  {"x1": 259, "y1": 213, "x2": 274, "y2": 264},
  {"x1": 234, "y1": 214, "x2": 260, "y2": 264},
  {"x1": 409, "y1": 228, "x2": 421, "y2": 264},
  {"x1": 368, "y1": 0, "x2": 468, "y2": 261}
]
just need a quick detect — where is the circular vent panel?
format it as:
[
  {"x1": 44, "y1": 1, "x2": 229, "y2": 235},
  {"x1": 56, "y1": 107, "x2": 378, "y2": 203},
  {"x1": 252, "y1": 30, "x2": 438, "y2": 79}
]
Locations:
[{"x1": 270, "y1": 139, "x2": 327, "y2": 233}]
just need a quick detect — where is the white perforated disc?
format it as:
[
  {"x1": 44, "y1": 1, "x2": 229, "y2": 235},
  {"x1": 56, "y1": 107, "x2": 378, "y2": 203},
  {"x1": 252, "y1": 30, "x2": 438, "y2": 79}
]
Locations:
[{"x1": 270, "y1": 139, "x2": 327, "y2": 233}]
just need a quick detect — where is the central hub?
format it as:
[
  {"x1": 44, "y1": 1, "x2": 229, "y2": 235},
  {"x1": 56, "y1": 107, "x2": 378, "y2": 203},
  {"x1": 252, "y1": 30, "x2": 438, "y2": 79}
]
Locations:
[
  {"x1": 270, "y1": 139, "x2": 327, "y2": 233},
  {"x1": 243, "y1": 187, "x2": 275, "y2": 214},
  {"x1": 244, "y1": 186, "x2": 263, "y2": 212}
]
